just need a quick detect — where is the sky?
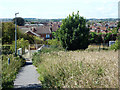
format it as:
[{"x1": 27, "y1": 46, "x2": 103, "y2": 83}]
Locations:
[{"x1": 0, "y1": 0, "x2": 119, "y2": 19}]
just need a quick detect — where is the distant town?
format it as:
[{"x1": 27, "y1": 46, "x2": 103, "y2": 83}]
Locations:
[{"x1": 1, "y1": 18, "x2": 119, "y2": 41}]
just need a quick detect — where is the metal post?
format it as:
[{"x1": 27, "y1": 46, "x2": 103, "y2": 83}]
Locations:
[
  {"x1": 15, "y1": 12, "x2": 19, "y2": 56},
  {"x1": 8, "y1": 58, "x2": 10, "y2": 65}
]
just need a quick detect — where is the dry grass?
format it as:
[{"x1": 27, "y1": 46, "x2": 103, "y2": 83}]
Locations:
[{"x1": 33, "y1": 49, "x2": 118, "y2": 88}]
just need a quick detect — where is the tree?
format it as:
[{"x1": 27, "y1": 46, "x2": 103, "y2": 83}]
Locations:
[
  {"x1": 56, "y1": 11, "x2": 90, "y2": 50},
  {"x1": 2, "y1": 22, "x2": 35, "y2": 44},
  {"x1": 117, "y1": 21, "x2": 120, "y2": 33},
  {"x1": 2, "y1": 22, "x2": 17, "y2": 44},
  {"x1": 13, "y1": 17, "x2": 25, "y2": 26},
  {"x1": 10, "y1": 38, "x2": 29, "y2": 53},
  {"x1": 118, "y1": 21, "x2": 120, "y2": 28},
  {"x1": 2, "y1": 22, "x2": 25, "y2": 44}
]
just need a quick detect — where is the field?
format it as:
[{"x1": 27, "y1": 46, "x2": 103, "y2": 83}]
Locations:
[{"x1": 32, "y1": 47, "x2": 118, "y2": 88}]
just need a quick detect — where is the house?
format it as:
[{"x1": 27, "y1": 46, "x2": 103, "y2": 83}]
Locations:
[
  {"x1": 19, "y1": 26, "x2": 31, "y2": 33},
  {"x1": 100, "y1": 27, "x2": 107, "y2": 31},
  {"x1": 118, "y1": 28, "x2": 120, "y2": 33},
  {"x1": 47, "y1": 22, "x2": 62, "y2": 32},
  {"x1": 32, "y1": 26, "x2": 52, "y2": 40},
  {"x1": 25, "y1": 30, "x2": 40, "y2": 37},
  {"x1": 19, "y1": 21, "x2": 63, "y2": 40},
  {"x1": 19, "y1": 26, "x2": 40, "y2": 37},
  {"x1": 19, "y1": 25, "x2": 53, "y2": 40}
]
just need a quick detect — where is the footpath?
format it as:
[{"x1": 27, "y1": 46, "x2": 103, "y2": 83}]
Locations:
[{"x1": 14, "y1": 50, "x2": 41, "y2": 89}]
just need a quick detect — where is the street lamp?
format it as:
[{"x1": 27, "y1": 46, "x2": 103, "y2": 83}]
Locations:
[{"x1": 15, "y1": 12, "x2": 19, "y2": 56}]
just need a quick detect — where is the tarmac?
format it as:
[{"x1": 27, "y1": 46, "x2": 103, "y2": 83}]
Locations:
[{"x1": 14, "y1": 50, "x2": 41, "y2": 89}]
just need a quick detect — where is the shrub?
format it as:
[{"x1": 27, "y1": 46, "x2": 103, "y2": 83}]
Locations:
[
  {"x1": 47, "y1": 39, "x2": 61, "y2": 47},
  {"x1": 33, "y1": 36, "x2": 44, "y2": 44},
  {"x1": 89, "y1": 32, "x2": 118, "y2": 44},
  {"x1": 2, "y1": 54, "x2": 25, "y2": 89},
  {"x1": 32, "y1": 52, "x2": 42, "y2": 67},
  {"x1": 10, "y1": 38, "x2": 29, "y2": 53},
  {"x1": 89, "y1": 32, "x2": 103, "y2": 44},
  {"x1": 2, "y1": 45, "x2": 13, "y2": 55},
  {"x1": 110, "y1": 40, "x2": 120, "y2": 51}
]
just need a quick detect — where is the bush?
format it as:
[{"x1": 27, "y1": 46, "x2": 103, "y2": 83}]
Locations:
[
  {"x1": 2, "y1": 54, "x2": 25, "y2": 89},
  {"x1": 89, "y1": 32, "x2": 118, "y2": 44},
  {"x1": 89, "y1": 32, "x2": 103, "y2": 44},
  {"x1": 32, "y1": 52, "x2": 42, "y2": 67},
  {"x1": 33, "y1": 36, "x2": 44, "y2": 44},
  {"x1": 56, "y1": 11, "x2": 90, "y2": 50},
  {"x1": 2, "y1": 45, "x2": 13, "y2": 55},
  {"x1": 10, "y1": 38, "x2": 29, "y2": 54},
  {"x1": 47, "y1": 39, "x2": 61, "y2": 47},
  {"x1": 110, "y1": 40, "x2": 120, "y2": 51}
]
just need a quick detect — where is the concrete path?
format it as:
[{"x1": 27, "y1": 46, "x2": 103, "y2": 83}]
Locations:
[{"x1": 14, "y1": 50, "x2": 41, "y2": 89}]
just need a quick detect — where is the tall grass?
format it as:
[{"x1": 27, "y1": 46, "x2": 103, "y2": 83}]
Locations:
[
  {"x1": 32, "y1": 47, "x2": 118, "y2": 88},
  {"x1": 2, "y1": 54, "x2": 25, "y2": 89},
  {"x1": 0, "y1": 56, "x2": 2, "y2": 90}
]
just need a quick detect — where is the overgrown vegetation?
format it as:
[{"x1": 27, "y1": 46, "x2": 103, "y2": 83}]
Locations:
[
  {"x1": 2, "y1": 54, "x2": 25, "y2": 89},
  {"x1": 47, "y1": 39, "x2": 61, "y2": 47},
  {"x1": 110, "y1": 35, "x2": 120, "y2": 51},
  {"x1": 32, "y1": 47, "x2": 118, "y2": 88},
  {"x1": 2, "y1": 45, "x2": 13, "y2": 55},
  {"x1": 110, "y1": 40, "x2": 120, "y2": 50},
  {"x1": 32, "y1": 46, "x2": 64, "y2": 67},
  {"x1": 10, "y1": 38, "x2": 29, "y2": 54},
  {"x1": 2, "y1": 22, "x2": 37, "y2": 89}
]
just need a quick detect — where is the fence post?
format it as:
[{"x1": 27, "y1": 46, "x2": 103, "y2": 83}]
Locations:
[
  {"x1": 29, "y1": 45, "x2": 30, "y2": 51},
  {"x1": 99, "y1": 43, "x2": 100, "y2": 51}
]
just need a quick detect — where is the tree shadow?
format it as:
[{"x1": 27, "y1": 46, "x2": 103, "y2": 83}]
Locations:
[
  {"x1": 25, "y1": 61, "x2": 32, "y2": 66},
  {"x1": 12, "y1": 84, "x2": 41, "y2": 90}
]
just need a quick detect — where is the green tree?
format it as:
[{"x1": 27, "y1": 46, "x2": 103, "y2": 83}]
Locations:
[
  {"x1": 89, "y1": 32, "x2": 97, "y2": 43},
  {"x1": 22, "y1": 34, "x2": 35, "y2": 44},
  {"x1": 10, "y1": 38, "x2": 29, "y2": 53},
  {"x1": 117, "y1": 21, "x2": 120, "y2": 33},
  {"x1": 2, "y1": 22, "x2": 22, "y2": 44},
  {"x1": 56, "y1": 11, "x2": 90, "y2": 50},
  {"x1": 13, "y1": 17, "x2": 25, "y2": 26},
  {"x1": 118, "y1": 21, "x2": 120, "y2": 28},
  {"x1": 2, "y1": 22, "x2": 35, "y2": 44}
]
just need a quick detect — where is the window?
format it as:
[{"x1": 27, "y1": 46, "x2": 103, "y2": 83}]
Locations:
[{"x1": 46, "y1": 34, "x2": 50, "y2": 38}]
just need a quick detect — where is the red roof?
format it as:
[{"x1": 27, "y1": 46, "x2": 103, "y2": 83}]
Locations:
[{"x1": 100, "y1": 27, "x2": 106, "y2": 31}]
